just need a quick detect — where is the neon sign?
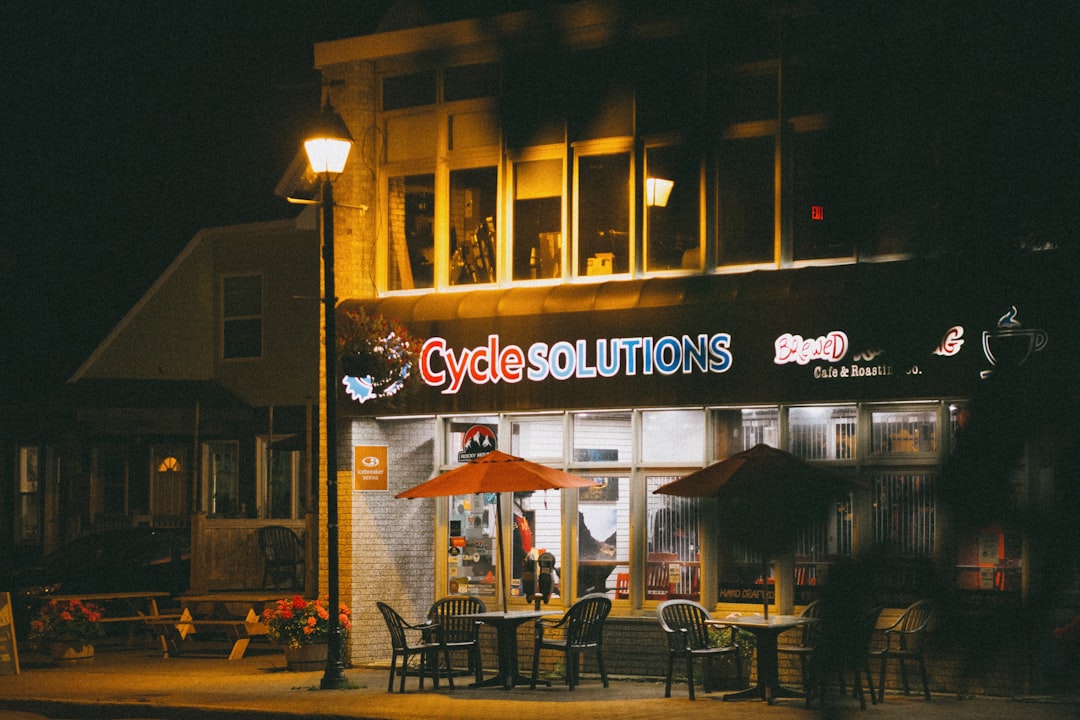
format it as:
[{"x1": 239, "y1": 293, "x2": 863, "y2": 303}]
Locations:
[
  {"x1": 420, "y1": 332, "x2": 733, "y2": 395},
  {"x1": 773, "y1": 331, "x2": 848, "y2": 365}
]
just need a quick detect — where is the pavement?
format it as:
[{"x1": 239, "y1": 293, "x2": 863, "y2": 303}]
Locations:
[{"x1": 1, "y1": 643, "x2": 1079, "y2": 720}]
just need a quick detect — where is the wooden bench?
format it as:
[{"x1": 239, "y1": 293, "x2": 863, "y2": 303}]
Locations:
[{"x1": 146, "y1": 608, "x2": 267, "y2": 660}]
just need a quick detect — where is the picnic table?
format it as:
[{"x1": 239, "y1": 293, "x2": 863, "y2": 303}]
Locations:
[
  {"x1": 34, "y1": 591, "x2": 179, "y2": 646},
  {"x1": 150, "y1": 593, "x2": 282, "y2": 660}
]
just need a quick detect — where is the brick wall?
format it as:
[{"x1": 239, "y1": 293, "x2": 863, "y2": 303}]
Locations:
[{"x1": 339, "y1": 417, "x2": 438, "y2": 665}]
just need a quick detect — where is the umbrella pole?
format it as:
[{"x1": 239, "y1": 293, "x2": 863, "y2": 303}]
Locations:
[
  {"x1": 762, "y1": 560, "x2": 769, "y2": 619},
  {"x1": 496, "y1": 496, "x2": 507, "y2": 614}
]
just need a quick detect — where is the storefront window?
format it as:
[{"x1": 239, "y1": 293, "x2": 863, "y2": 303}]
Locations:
[
  {"x1": 870, "y1": 408, "x2": 938, "y2": 456},
  {"x1": 578, "y1": 477, "x2": 627, "y2": 599},
  {"x1": 641, "y1": 410, "x2": 704, "y2": 464},
  {"x1": 448, "y1": 492, "x2": 498, "y2": 598},
  {"x1": 388, "y1": 173, "x2": 435, "y2": 290},
  {"x1": 510, "y1": 416, "x2": 567, "y2": 599},
  {"x1": 712, "y1": 407, "x2": 779, "y2": 456},
  {"x1": 443, "y1": 416, "x2": 499, "y2": 465},
  {"x1": 512, "y1": 158, "x2": 563, "y2": 280},
  {"x1": 792, "y1": 493, "x2": 854, "y2": 603},
  {"x1": 872, "y1": 471, "x2": 936, "y2": 558},
  {"x1": 572, "y1": 412, "x2": 632, "y2": 464},
  {"x1": 718, "y1": 544, "x2": 773, "y2": 607},
  {"x1": 514, "y1": 489, "x2": 564, "y2": 601},
  {"x1": 647, "y1": 475, "x2": 702, "y2": 602},
  {"x1": 449, "y1": 167, "x2": 498, "y2": 285},
  {"x1": 644, "y1": 143, "x2": 700, "y2": 272},
  {"x1": 789, "y1": 405, "x2": 857, "y2": 460},
  {"x1": 576, "y1": 151, "x2": 631, "y2": 277},
  {"x1": 955, "y1": 523, "x2": 1022, "y2": 599}
]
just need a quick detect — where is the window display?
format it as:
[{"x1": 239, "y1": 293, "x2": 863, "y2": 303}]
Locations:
[{"x1": 447, "y1": 493, "x2": 498, "y2": 597}]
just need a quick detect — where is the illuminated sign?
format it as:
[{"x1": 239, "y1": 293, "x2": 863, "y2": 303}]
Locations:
[
  {"x1": 420, "y1": 332, "x2": 733, "y2": 395},
  {"x1": 933, "y1": 326, "x2": 965, "y2": 357},
  {"x1": 774, "y1": 331, "x2": 848, "y2": 365}
]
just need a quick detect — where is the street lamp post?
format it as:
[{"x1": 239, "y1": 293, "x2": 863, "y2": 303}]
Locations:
[{"x1": 303, "y1": 103, "x2": 353, "y2": 690}]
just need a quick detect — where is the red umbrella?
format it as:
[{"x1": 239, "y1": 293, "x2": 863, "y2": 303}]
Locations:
[
  {"x1": 397, "y1": 450, "x2": 594, "y2": 611},
  {"x1": 655, "y1": 444, "x2": 865, "y2": 617}
]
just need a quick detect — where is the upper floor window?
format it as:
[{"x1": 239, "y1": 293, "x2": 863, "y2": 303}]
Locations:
[
  {"x1": 383, "y1": 70, "x2": 436, "y2": 111},
  {"x1": 222, "y1": 274, "x2": 262, "y2": 359},
  {"x1": 575, "y1": 148, "x2": 632, "y2": 277},
  {"x1": 383, "y1": 63, "x2": 499, "y2": 112},
  {"x1": 388, "y1": 174, "x2": 435, "y2": 291},
  {"x1": 445, "y1": 62, "x2": 500, "y2": 103},
  {"x1": 715, "y1": 132, "x2": 775, "y2": 266},
  {"x1": 449, "y1": 166, "x2": 498, "y2": 286},
  {"x1": 511, "y1": 156, "x2": 564, "y2": 281},
  {"x1": 644, "y1": 142, "x2": 701, "y2": 272}
]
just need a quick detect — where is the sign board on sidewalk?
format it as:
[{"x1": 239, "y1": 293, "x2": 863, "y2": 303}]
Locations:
[{"x1": 0, "y1": 591, "x2": 20, "y2": 675}]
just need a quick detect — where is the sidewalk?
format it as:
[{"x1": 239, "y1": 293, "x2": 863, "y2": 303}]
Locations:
[{"x1": 1, "y1": 644, "x2": 1078, "y2": 720}]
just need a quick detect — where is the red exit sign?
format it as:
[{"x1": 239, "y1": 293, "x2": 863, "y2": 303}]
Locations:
[{"x1": 811, "y1": 205, "x2": 825, "y2": 221}]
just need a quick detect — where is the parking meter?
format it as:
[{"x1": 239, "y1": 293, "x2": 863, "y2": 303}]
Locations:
[{"x1": 537, "y1": 551, "x2": 556, "y2": 606}]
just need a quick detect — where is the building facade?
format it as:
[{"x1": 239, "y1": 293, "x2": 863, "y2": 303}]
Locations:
[{"x1": 312, "y1": 2, "x2": 1079, "y2": 693}]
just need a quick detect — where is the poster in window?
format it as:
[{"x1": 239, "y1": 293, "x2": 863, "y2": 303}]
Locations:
[{"x1": 579, "y1": 476, "x2": 618, "y2": 503}]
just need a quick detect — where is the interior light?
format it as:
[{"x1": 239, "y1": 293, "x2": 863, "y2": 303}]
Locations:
[{"x1": 645, "y1": 177, "x2": 674, "y2": 207}]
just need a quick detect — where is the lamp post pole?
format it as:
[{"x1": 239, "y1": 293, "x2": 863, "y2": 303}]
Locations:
[
  {"x1": 298, "y1": 101, "x2": 353, "y2": 690},
  {"x1": 319, "y1": 174, "x2": 348, "y2": 689}
]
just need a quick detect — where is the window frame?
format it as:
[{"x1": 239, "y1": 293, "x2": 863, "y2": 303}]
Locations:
[
  {"x1": 571, "y1": 138, "x2": 636, "y2": 280},
  {"x1": 642, "y1": 138, "x2": 704, "y2": 275},
  {"x1": 221, "y1": 273, "x2": 264, "y2": 361},
  {"x1": 507, "y1": 146, "x2": 568, "y2": 283}
]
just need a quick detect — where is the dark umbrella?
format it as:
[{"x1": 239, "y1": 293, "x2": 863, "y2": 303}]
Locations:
[
  {"x1": 397, "y1": 450, "x2": 595, "y2": 612},
  {"x1": 654, "y1": 443, "x2": 865, "y2": 617}
]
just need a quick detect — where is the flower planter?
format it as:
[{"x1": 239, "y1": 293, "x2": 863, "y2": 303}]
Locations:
[
  {"x1": 49, "y1": 642, "x2": 95, "y2": 661},
  {"x1": 284, "y1": 642, "x2": 328, "y2": 671},
  {"x1": 704, "y1": 661, "x2": 750, "y2": 690}
]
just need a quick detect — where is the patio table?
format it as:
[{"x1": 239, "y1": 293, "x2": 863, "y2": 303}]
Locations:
[
  {"x1": 461, "y1": 610, "x2": 558, "y2": 689},
  {"x1": 708, "y1": 614, "x2": 816, "y2": 704}
]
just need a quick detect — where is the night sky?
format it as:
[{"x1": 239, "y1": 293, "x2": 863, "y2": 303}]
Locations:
[
  {"x1": 1, "y1": 1, "x2": 394, "y2": 398},
  {"x1": 2, "y1": 2, "x2": 1076, "y2": 402}
]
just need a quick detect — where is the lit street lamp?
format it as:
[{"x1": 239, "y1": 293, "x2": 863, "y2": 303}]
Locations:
[{"x1": 303, "y1": 102, "x2": 353, "y2": 690}]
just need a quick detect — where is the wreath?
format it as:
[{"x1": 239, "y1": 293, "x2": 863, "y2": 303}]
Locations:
[{"x1": 336, "y1": 309, "x2": 423, "y2": 404}]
